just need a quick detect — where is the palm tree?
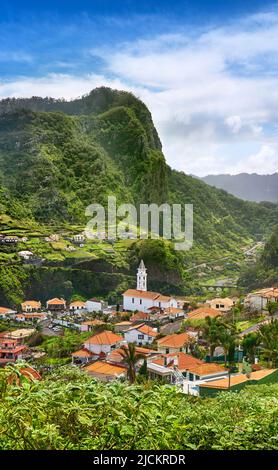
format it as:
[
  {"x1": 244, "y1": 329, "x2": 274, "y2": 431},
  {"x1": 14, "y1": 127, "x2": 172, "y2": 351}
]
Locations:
[
  {"x1": 241, "y1": 332, "x2": 261, "y2": 364},
  {"x1": 201, "y1": 317, "x2": 223, "y2": 361},
  {"x1": 219, "y1": 324, "x2": 237, "y2": 366},
  {"x1": 118, "y1": 343, "x2": 145, "y2": 384}
]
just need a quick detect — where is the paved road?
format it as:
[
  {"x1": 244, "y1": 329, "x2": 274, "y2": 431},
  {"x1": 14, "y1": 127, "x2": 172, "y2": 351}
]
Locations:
[
  {"x1": 40, "y1": 320, "x2": 61, "y2": 337},
  {"x1": 239, "y1": 313, "x2": 278, "y2": 337},
  {"x1": 160, "y1": 320, "x2": 183, "y2": 335}
]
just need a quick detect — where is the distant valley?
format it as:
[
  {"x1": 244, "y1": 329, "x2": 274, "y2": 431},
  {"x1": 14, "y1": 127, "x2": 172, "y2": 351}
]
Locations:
[{"x1": 199, "y1": 173, "x2": 278, "y2": 203}]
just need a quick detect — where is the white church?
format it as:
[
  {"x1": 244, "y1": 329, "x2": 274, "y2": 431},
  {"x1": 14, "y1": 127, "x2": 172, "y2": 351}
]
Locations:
[{"x1": 123, "y1": 260, "x2": 178, "y2": 312}]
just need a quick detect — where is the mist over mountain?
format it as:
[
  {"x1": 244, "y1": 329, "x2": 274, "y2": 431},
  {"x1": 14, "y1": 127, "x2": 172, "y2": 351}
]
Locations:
[{"x1": 200, "y1": 173, "x2": 278, "y2": 203}]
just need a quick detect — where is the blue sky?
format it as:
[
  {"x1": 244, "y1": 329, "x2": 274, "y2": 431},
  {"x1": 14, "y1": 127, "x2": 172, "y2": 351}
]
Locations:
[{"x1": 1, "y1": 0, "x2": 278, "y2": 175}]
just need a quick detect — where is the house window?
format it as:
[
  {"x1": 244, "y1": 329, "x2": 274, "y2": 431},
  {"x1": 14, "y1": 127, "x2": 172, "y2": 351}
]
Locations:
[
  {"x1": 166, "y1": 348, "x2": 169, "y2": 354},
  {"x1": 140, "y1": 299, "x2": 142, "y2": 305},
  {"x1": 132, "y1": 298, "x2": 134, "y2": 303},
  {"x1": 138, "y1": 334, "x2": 144, "y2": 339}
]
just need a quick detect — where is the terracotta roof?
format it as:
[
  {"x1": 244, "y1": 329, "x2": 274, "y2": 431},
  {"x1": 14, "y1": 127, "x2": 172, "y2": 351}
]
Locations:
[
  {"x1": 72, "y1": 348, "x2": 94, "y2": 358},
  {"x1": 152, "y1": 352, "x2": 204, "y2": 371},
  {"x1": 107, "y1": 346, "x2": 157, "y2": 363},
  {"x1": 157, "y1": 332, "x2": 190, "y2": 348},
  {"x1": 69, "y1": 301, "x2": 86, "y2": 308},
  {"x1": 188, "y1": 307, "x2": 222, "y2": 319},
  {"x1": 164, "y1": 307, "x2": 184, "y2": 314},
  {"x1": 137, "y1": 324, "x2": 157, "y2": 337},
  {"x1": 21, "y1": 300, "x2": 41, "y2": 308},
  {"x1": 0, "y1": 307, "x2": 14, "y2": 314},
  {"x1": 155, "y1": 294, "x2": 172, "y2": 302},
  {"x1": 130, "y1": 311, "x2": 150, "y2": 321},
  {"x1": 115, "y1": 321, "x2": 132, "y2": 326},
  {"x1": 87, "y1": 298, "x2": 102, "y2": 303},
  {"x1": 47, "y1": 298, "x2": 66, "y2": 305},
  {"x1": 200, "y1": 369, "x2": 277, "y2": 389},
  {"x1": 84, "y1": 361, "x2": 126, "y2": 376},
  {"x1": 186, "y1": 363, "x2": 228, "y2": 376},
  {"x1": 125, "y1": 323, "x2": 158, "y2": 337},
  {"x1": 252, "y1": 287, "x2": 278, "y2": 298},
  {"x1": 123, "y1": 289, "x2": 160, "y2": 300},
  {"x1": 207, "y1": 298, "x2": 234, "y2": 307},
  {"x1": 85, "y1": 330, "x2": 123, "y2": 345},
  {"x1": 81, "y1": 319, "x2": 105, "y2": 326}
]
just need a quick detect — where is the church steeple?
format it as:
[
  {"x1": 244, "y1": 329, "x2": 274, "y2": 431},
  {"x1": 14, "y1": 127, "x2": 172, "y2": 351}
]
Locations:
[{"x1": 137, "y1": 259, "x2": 147, "y2": 291}]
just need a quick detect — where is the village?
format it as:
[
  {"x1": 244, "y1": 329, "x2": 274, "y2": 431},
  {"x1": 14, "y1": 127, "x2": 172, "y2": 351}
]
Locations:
[{"x1": 0, "y1": 259, "x2": 277, "y2": 397}]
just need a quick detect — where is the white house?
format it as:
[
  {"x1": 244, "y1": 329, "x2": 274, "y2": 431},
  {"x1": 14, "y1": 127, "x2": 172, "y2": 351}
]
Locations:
[
  {"x1": 124, "y1": 323, "x2": 158, "y2": 346},
  {"x1": 244, "y1": 287, "x2": 278, "y2": 312},
  {"x1": 69, "y1": 300, "x2": 87, "y2": 313},
  {"x1": 0, "y1": 306, "x2": 17, "y2": 320},
  {"x1": 123, "y1": 260, "x2": 178, "y2": 312},
  {"x1": 85, "y1": 298, "x2": 106, "y2": 313},
  {"x1": 83, "y1": 330, "x2": 124, "y2": 356}
]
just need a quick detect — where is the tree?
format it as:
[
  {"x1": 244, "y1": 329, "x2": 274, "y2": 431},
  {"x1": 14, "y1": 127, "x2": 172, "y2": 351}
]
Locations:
[
  {"x1": 219, "y1": 324, "x2": 237, "y2": 366},
  {"x1": 259, "y1": 320, "x2": 278, "y2": 368},
  {"x1": 201, "y1": 317, "x2": 223, "y2": 361},
  {"x1": 118, "y1": 343, "x2": 144, "y2": 384},
  {"x1": 267, "y1": 301, "x2": 278, "y2": 318},
  {"x1": 241, "y1": 332, "x2": 261, "y2": 364}
]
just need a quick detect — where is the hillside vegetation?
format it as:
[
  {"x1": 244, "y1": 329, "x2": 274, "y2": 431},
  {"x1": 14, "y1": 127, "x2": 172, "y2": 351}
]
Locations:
[{"x1": 0, "y1": 366, "x2": 277, "y2": 450}]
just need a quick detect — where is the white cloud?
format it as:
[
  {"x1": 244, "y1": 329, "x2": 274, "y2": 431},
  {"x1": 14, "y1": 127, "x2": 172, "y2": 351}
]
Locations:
[{"x1": 2, "y1": 9, "x2": 278, "y2": 175}]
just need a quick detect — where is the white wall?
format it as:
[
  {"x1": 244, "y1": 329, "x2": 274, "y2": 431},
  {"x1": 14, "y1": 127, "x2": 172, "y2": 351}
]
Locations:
[
  {"x1": 83, "y1": 340, "x2": 122, "y2": 355},
  {"x1": 123, "y1": 296, "x2": 154, "y2": 312},
  {"x1": 124, "y1": 329, "x2": 153, "y2": 345},
  {"x1": 86, "y1": 300, "x2": 103, "y2": 312}
]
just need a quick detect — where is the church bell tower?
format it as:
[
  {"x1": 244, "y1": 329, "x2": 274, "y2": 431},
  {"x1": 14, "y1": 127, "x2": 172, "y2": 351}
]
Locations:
[{"x1": 137, "y1": 259, "x2": 147, "y2": 291}]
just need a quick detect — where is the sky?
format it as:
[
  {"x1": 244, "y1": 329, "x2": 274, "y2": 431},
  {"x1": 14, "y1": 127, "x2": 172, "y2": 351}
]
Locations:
[{"x1": 1, "y1": 0, "x2": 278, "y2": 176}]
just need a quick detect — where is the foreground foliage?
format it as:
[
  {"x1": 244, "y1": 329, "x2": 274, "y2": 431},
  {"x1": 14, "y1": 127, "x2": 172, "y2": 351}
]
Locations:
[{"x1": 0, "y1": 366, "x2": 277, "y2": 450}]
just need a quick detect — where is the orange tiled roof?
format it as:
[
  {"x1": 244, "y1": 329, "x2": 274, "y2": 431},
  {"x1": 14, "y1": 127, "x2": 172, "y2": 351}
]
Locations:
[
  {"x1": 81, "y1": 319, "x2": 105, "y2": 326},
  {"x1": 152, "y1": 352, "x2": 204, "y2": 371},
  {"x1": 164, "y1": 307, "x2": 184, "y2": 314},
  {"x1": 188, "y1": 307, "x2": 222, "y2": 319},
  {"x1": 125, "y1": 323, "x2": 157, "y2": 337},
  {"x1": 72, "y1": 348, "x2": 94, "y2": 358},
  {"x1": 157, "y1": 332, "x2": 190, "y2": 348},
  {"x1": 199, "y1": 369, "x2": 277, "y2": 389},
  {"x1": 0, "y1": 307, "x2": 14, "y2": 314},
  {"x1": 84, "y1": 361, "x2": 126, "y2": 376},
  {"x1": 155, "y1": 294, "x2": 172, "y2": 302},
  {"x1": 85, "y1": 330, "x2": 123, "y2": 345},
  {"x1": 107, "y1": 346, "x2": 157, "y2": 362},
  {"x1": 21, "y1": 300, "x2": 41, "y2": 308},
  {"x1": 186, "y1": 362, "x2": 228, "y2": 376},
  {"x1": 123, "y1": 289, "x2": 160, "y2": 300},
  {"x1": 47, "y1": 298, "x2": 66, "y2": 305},
  {"x1": 130, "y1": 311, "x2": 150, "y2": 321},
  {"x1": 69, "y1": 300, "x2": 86, "y2": 308},
  {"x1": 137, "y1": 324, "x2": 158, "y2": 337}
]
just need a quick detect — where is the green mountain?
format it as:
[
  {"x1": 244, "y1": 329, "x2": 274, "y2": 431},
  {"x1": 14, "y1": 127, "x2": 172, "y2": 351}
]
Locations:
[
  {"x1": 239, "y1": 224, "x2": 278, "y2": 290},
  {"x1": 0, "y1": 87, "x2": 277, "y2": 305}
]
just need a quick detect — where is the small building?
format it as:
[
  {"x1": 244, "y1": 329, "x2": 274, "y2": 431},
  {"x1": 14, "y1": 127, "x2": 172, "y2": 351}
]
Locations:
[
  {"x1": 199, "y1": 369, "x2": 278, "y2": 397},
  {"x1": 21, "y1": 300, "x2": 41, "y2": 313},
  {"x1": 106, "y1": 346, "x2": 158, "y2": 364},
  {"x1": 244, "y1": 287, "x2": 278, "y2": 312},
  {"x1": 46, "y1": 298, "x2": 66, "y2": 311},
  {"x1": 69, "y1": 300, "x2": 87, "y2": 313},
  {"x1": 83, "y1": 330, "x2": 124, "y2": 356},
  {"x1": 85, "y1": 298, "x2": 106, "y2": 313},
  {"x1": 0, "y1": 329, "x2": 35, "y2": 343},
  {"x1": 0, "y1": 338, "x2": 28, "y2": 366},
  {"x1": 114, "y1": 321, "x2": 133, "y2": 333},
  {"x1": 130, "y1": 311, "x2": 151, "y2": 323},
  {"x1": 188, "y1": 306, "x2": 223, "y2": 320},
  {"x1": 84, "y1": 361, "x2": 127, "y2": 382},
  {"x1": 157, "y1": 332, "x2": 191, "y2": 354},
  {"x1": 0, "y1": 306, "x2": 16, "y2": 319},
  {"x1": 18, "y1": 251, "x2": 34, "y2": 260},
  {"x1": 15, "y1": 312, "x2": 46, "y2": 322},
  {"x1": 71, "y1": 348, "x2": 94, "y2": 364},
  {"x1": 80, "y1": 319, "x2": 105, "y2": 332},
  {"x1": 124, "y1": 323, "x2": 158, "y2": 346},
  {"x1": 163, "y1": 307, "x2": 185, "y2": 320},
  {"x1": 205, "y1": 297, "x2": 235, "y2": 313},
  {"x1": 183, "y1": 363, "x2": 228, "y2": 383},
  {"x1": 150, "y1": 352, "x2": 204, "y2": 376}
]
